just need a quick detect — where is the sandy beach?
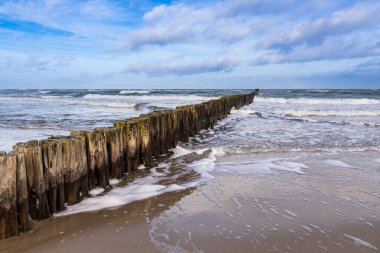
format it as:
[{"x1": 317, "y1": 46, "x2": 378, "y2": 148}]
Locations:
[
  {"x1": 1, "y1": 0, "x2": 380, "y2": 251},
  {"x1": 1, "y1": 150, "x2": 379, "y2": 253}
]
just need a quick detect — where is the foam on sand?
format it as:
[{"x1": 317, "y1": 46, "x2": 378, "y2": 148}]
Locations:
[
  {"x1": 56, "y1": 175, "x2": 185, "y2": 216},
  {"x1": 170, "y1": 146, "x2": 192, "y2": 159},
  {"x1": 344, "y1": 234, "x2": 378, "y2": 250},
  {"x1": 325, "y1": 160, "x2": 353, "y2": 168},
  {"x1": 216, "y1": 158, "x2": 308, "y2": 175}
]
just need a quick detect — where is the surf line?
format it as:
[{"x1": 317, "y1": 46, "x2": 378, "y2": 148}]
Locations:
[{"x1": 0, "y1": 90, "x2": 258, "y2": 239}]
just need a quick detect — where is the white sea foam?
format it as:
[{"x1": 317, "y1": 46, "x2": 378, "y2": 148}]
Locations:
[
  {"x1": 0, "y1": 96, "x2": 137, "y2": 109},
  {"x1": 56, "y1": 175, "x2": 185, "y2": 216},
  {"x1": 40, "y1": 95, "x2": 73, "y2": 99},
  {"x1": 344, "y1": 234, "x2": 378, "y2": 250},
  {"x1": 9, "y1": 96, "x2": 137, "y2": 108},
  {"x1": 216, "y1": 158, "x2": 308, "y2": 175},
  {"x1": 300, "y1": 225, "x2": 312, "y2": 232},
  {"x1": 186, "y1": 152, "x2": 216, "y2": 182},
  {"x1": 38, "y1": 90, "x2": 51, "y2": 94},
  {"x1": 230, "y1": 108, "x2": 257, "y2": 115},
  {"x1": 310, "y1": 89, "x2": 330, "y2": 93},
  {"x1": 284, "y1": 209, "x2": 299, "y2": 218},
  {"x1": 325, "y1": 160, "x2": 353, "y2": 168},
  {"x1": 55, "y1": 145, "x2": 222, "y2": 216},
  {"x1": 276, "y1": 109, "x2": 380, "y2": 117},
  {"x1": 83, "y1": 94, "x2": 217, "y2": 101},
  {"x1": 170, "y1": 146, "x2": 191, "y2": 159},
  {"x1": 89, "y1": 188, "x2": 104, "y2": 196},
  {"x1": 78, "y1": 101, "x2": 137, "y2": 108},
  {"x1": 120, "y1": 90, "x2": 152, "y2": 94},
  {"x1": 255, "y1": 97, "x2": 380, "y2": 105}
]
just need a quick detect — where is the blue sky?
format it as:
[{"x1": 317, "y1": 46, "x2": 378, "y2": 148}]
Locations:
[{"x1": 0, "y1": 0, "x2": 379, "y2": 89}]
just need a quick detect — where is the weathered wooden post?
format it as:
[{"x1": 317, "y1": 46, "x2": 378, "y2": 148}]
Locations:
[
  {"x1": 71, "y1": 130, "x2": 109, "y2": 189},
  {"x1": 135, "y1": 116, "x2": 153, "y2": 167},
  {"x1": 13, "y1": 141, "x2": 50, "y2": 220},
  {"x1": 0, "y1": 151, "x2": 28, "y2": 239},
  {"x1": 113, "y1": 120, "x2": 140, "y2": 173},
  {"x1": 102, "y1": 127, "x2": 124, "y2": 179},
  {"x1": 57, "y1": 136, "x2": 89, "y2": 205},
  {"x1": 157, "y1": 111, "x2": 170, "y2": 154},
  {"x1": 40, "y1": 139, "x2": 65, "y2": 213},
  {"x1": 15, "y1": 152, "x2": 28, "y2": 234},
  {"x1": 168, "y1": 109, "x2": 181, "y2": 148},
  {"x1": 176, "y1": 106, "x2": 190, "y2": 142},
  {"x1": 0, "y1": 152, "x2": 18, "y2": 239},
  {"x1": 147, "y1": 113, "x2": 160, "y2": 158}
]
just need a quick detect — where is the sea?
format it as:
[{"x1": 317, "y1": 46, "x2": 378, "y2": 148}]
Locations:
[
  {"x1": 0, "y1": 89, "x2": 379, "y2": 215},
  {"x1": 0, "y1": 89, "x2": 380, "y2": 252}
]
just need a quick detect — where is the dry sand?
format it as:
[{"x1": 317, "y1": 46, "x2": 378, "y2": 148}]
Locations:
[{"x1": 0, "y1": 151, "x2": 379, "y2": 253}]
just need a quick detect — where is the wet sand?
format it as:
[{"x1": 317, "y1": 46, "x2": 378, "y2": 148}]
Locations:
[{"x1": 0, "y1": 151, "x2": 379, "y2": 253}]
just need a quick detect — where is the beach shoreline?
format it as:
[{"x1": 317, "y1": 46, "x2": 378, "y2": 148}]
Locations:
[{"x1": 1, "y1": 150, "x2": 379, "y2": 253}]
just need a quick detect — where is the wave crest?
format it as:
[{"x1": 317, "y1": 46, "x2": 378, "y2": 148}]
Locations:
[
  {"x1": 119, "y1": 90, "x2": 152, "y2": 94},
  {"x1": 83, "y1": 94, "x2": 217, "y2": 101},
  {"x1": 276, "y1": 109, "x2": 380, "y2": 117},
  {"x1": 255, "y1": 97, "x2": 380, "y2": 105}
]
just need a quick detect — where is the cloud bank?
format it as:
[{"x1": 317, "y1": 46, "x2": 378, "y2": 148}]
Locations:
[{"x1": 0, "y1": 0, "x2": 379, "y2": 88}]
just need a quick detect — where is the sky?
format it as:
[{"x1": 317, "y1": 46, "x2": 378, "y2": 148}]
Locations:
[{"x1": 0, "y1": 0, "x2": 379, "y2": 89}]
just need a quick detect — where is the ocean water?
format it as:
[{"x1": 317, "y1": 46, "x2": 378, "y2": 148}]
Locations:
[
  {"x1": 0, "y1": 89, "x2": 236, "y2": 151},
  {"x1": 2, "y1": 89, "x2": 378, "y2": 152},
  {"x1": 1, "y1": 89, "x2": 380, "y2": 215},
  {"x1": 1, "y1": 89, "x2": 379, "y2": 252},
  {"x1": 1, "y1": 89, "x2": 369, "y2": 214}
]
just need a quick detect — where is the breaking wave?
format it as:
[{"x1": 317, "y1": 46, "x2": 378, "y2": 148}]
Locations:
[
  {"x1": 83, "y1": 94, "x2": 218, "y2": 101},
  {"x1": 119, "y1": 90, "x2": 152, "y2": 94},
  {"x1": 276, "y1": 109, "x2": 380, "y2": 117},
  {"x1": 255, "y1": 97, "x2": 380, "y2": 105}
]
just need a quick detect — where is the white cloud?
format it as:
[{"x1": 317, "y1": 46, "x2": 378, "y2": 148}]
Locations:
[
  {"x1": 261, "y1": 2, "x2": 380, "y2": 49},
  {"x1": 123, "y1": 57, "x2": 237, "y2": 76},
  {"x1": 0, "y1": 0, "x2": 127, "y2": 38},
  {"x1": 0, "y1": 0, "x2": 379, "y2": 87},
  {"x1": 256, "y1": 34, "x2": 380, "y2": 64}
]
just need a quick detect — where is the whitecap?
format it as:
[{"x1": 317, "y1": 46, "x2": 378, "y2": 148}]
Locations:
[
  {"x1": 255, "y1": 97, "x2": 380, "y2": 105},
  {"x1": 276, "y1": 109, "x2": 380, "y2": 117},
  {"x1": 83, "y1": 94, "x2": 218, "y2": 101},
  {"x1": 120, "y1": 90, "x2": 152, "y2": 94}
]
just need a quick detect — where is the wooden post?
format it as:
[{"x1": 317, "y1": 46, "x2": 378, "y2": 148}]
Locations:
[
  {"x1": 40, "y1": 139, "x2": 65, "y2": 213},
  {"x1": 15, "y1": 152, "x2": 29, "y2": 233},
  {"x1": 99, "y1": 127, "x2": 125, "y2": 179},
  {"x1": 71, "y1": 131, "x2": 109, "y2": 189},
  {"x1": 59, "y1": 136, "x2": 89, "y2": 205},
  {"x1": 134, "y1": 117, "x2": 153, "y2": 167},
  {"x1": 13, "y1": 141, "x2": 50, "y2": 220},
  {"x1": 0, "y1": 152, "x2": 18, "y2": 239}
]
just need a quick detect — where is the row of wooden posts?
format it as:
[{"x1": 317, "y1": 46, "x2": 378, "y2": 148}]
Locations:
[{"x1": 0, "y1": 91, "x2": 256, "y2": 239}]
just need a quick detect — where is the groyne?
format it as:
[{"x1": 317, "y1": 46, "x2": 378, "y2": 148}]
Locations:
[{"x1": 0, "y1": 91, "x2": 256, "y2": 239}]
